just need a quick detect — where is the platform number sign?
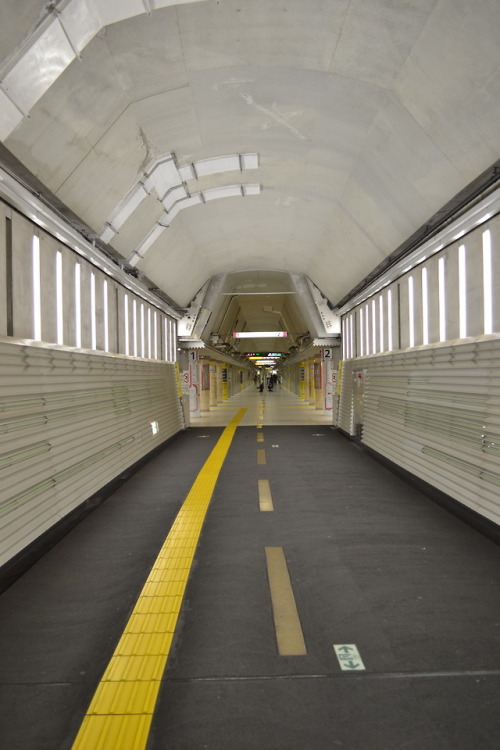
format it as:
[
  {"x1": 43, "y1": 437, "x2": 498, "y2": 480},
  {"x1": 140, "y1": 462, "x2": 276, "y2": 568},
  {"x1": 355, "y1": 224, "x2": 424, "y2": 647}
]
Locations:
[
  {"x1": 188, "y1": 350, "x2": 200, "y2": 416},
  {"x1": 322, "y1": 348, "x2": 334, "y2": 412}
]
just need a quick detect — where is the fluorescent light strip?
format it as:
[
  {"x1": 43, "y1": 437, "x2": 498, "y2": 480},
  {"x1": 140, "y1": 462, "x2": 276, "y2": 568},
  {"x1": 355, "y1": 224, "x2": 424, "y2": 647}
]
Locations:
[
  {"x1": 74, "y1": 262, "x2": 81, "y2": 348},
  {"x1": 379, "y1": 296, "x2": 384, "y2": 352},
  {"x1": 56, "y1": 250, "x2": 64, "y2": 345},
  {"x1": 360, "y1": 307, "x2": 365, "y2": 356},
  {"x1": 133, "y1": 299, "x2": 138, "y2": 357},
  {"x1": 103, "y1": 279, "x2": 109, "y2": 352},
  {"x1": 124, "y1": 294, "x2": 130, "y2": 356},
  {"x1": 422, "y1": 267, "x2": 429, "y2": 346},
  {"x1": 438, "y1": 257, "x2": 446, "y2": 342},
  {"x1": 32, "y1": 236, "x2": 41, "y2": 341},
  {"x1": 365, "y1": 305, "x2": 370, "y2": 355},
  {"x1": 350, "y1": 314, "x2": 354, "y2": 358},
  {"x1": 154, "y1": 311, "x2": 158, "y2": 360},
  {"x1": 408, "y1": 276, "x2": 415, "y2": 348},
  {"x1": 458, "y1": 244, "x2": 467, "y2": 338},
  {"x1": 371, "y1": 299, "x2": 376, "y2": 353},
  {"x1": 233, "y1": 331, "x2": 287, "y2": 338},
  {"x1": 140, "y1": 304, "x2": 145, "y2": 358},
  {"x1": 483, "y1": 229, "x2": 493, "y2": 335},
  {"x1": 387, "y1": 289, "x2": 393, "y2": 351},
  {"x1": 147, "y1": 307, "x2": 152, "y2": 359},
  {"x1": 90, "y1": 272, "x2": 97, "y2": 349}
]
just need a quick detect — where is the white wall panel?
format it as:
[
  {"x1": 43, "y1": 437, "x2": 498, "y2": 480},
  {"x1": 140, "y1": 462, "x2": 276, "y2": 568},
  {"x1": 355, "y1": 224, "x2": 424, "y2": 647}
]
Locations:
[
  {"x1": 465, "y1": 230, "x2": 483, "y2": 337},
  {"x1": 39, "y1": 232, "x2": 58, "y2": 345},
  {"x1": 399, "y1": 280, "x2": 409, "y2": 349},
  {"x1": 444, "y1": 245, "x2": 460, "y2": 341},
  {"x1": 11, "y1": 213, "x2": 34, "y2": 339},
  {"x1": 490, "y1": 215, "x2": 500, "y2": 333},
  {"x1": 0, "y1": 339, "x2": 185, "y2": 568},
  {"x1": 412, "y1": 271, "x2": 423, "y2": 347},
  {"x1": 338, "y1": 359, "x2": 355, "y2": 435},
  {"x1": 348, "y1": 339, "x2": 500, "y2": 527},
  {"x1": 425, "y1": 255, "x2": 440, "y2": 344},
  {"x1": 61, "y1": 249, "x2": 76, "y2": 347}
]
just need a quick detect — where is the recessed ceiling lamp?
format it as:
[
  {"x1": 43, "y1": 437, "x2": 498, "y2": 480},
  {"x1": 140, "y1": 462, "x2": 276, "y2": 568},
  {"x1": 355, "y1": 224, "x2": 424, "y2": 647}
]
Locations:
[{"x1": 233, "y1": 332, "x2": 287, "y2": 338}]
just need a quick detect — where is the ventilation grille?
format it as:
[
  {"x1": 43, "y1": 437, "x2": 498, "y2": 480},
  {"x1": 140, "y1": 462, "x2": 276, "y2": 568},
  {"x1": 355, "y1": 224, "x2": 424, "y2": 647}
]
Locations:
[{"x1": 0, "y1": 340, "x2": 184, "y2": 567}]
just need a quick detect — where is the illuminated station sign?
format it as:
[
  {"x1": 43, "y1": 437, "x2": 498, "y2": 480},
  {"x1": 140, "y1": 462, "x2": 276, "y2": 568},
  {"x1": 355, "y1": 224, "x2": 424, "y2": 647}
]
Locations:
[
  {"x1": 245, "y1": 353, "x2": 282, "y2": 358},
  {"x1": 245, "y1": 352, "x2": 283, "y2": 367}
]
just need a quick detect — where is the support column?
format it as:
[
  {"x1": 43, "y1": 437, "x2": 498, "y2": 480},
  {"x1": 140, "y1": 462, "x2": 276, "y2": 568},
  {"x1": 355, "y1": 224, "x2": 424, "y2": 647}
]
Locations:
[{"x1": 200, "y1": 360, "x2": 210, "y2": 412}]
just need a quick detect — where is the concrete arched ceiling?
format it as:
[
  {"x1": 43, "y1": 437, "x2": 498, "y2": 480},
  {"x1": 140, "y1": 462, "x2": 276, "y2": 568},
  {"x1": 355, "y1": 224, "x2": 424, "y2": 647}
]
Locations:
[{"x1": 1, "y1": 0, "x2": 500, "y2": 348}]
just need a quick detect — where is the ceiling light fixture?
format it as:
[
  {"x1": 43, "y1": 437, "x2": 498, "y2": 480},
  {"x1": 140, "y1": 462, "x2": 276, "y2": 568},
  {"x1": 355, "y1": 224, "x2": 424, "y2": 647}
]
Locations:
[{"x1": 233, "y1": 332, "x2": 287, "y2": 338}]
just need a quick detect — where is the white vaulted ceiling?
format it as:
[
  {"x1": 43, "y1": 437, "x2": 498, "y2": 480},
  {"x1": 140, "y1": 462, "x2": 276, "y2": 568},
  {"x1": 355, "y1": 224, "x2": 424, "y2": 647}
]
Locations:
[{"x1": 1, "y1": 0, "x2": 500, "y2": 347}]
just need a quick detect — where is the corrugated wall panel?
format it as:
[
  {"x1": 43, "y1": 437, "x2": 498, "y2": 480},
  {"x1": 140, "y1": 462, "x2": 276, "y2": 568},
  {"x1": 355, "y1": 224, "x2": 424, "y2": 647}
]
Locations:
[
  {"x1": 338, "y1": 361, "x2": 355, "y2": 434},
  {"x1": 353, "y1": 338, "x2": 500, "y2": 526},
  {"x1": 0, "y1": 338, "x2": 185, "y2": 567}
]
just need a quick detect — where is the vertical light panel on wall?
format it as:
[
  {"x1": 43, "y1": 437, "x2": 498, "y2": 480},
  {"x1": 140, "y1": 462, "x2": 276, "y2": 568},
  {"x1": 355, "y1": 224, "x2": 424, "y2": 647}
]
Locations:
[
  {"x1": 133, "y1": 299, "x2": 138, "y2": 357},
  {"x1": 164, "y1": 318, "x2": 168, "y2": 361},
  {"x1": 421, "y1": 267, "x2": 429, "y2": 345},
  {"x1": 124, "y1": 294, "x2": 130, "y2": 356},
  {"x1": 483, "y1": 229, "x2": 493, "y2": 334},
  {"x1": 365, "y1": 305, "x2": 370, "y2": 355},
  {"x1": 342, "y1": 318, "x2": 347, "y2": 359},
  {"x1": 32, "y1": 235, "x2": 41, "y2": 341},
  {"x1": 90, "y1": 272, "x2": 97, "y2": 350},
  {"x1": 408, "y1": 276, "x2": 415, "y2": 348},
  {"x1": 350, "y1": 314, "x2": 354, "y2": 358},
  {"x1": 147, "y1": 308, "x2": 152, "y2": 359},
  {"x1": 153, "y1": 311, "x2": 158, "y2": 360},
  {"x1": 360, "y1": 305, "x2": 365, "y2": 356},
  {"x1": 74, "y1": 262, "x2": 82, "y2": 348},
  {"x1": 458, "y1": 244, "x2": 467, "y2": 338},
  {"x1": 56, "y1": 251, "x2": 64, "y2": 345},
  {"x1": 371, "y1": 299, "x2": 376, "y2": 353},
  {"x1": 103, "y1": 279, "x2": 109, "y2": 352},
  {"x1": 140, "y1": 303, "x2": 145, "y2": 358},
  {"x1": 387, "y1": 289, "x2": 393, "y2": 351},
  {"x1": 379, "y1": 296, "x2": 384, "y2": 352},
  {"x1": 438, "y1": 257, "x2": 446, "y2": 342}
]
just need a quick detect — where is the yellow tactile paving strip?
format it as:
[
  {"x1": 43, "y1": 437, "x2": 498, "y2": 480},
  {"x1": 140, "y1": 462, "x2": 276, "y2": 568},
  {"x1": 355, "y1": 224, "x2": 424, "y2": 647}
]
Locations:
[{"x1": 71, "y1": 408, "x2": 246, "y2": 750}]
